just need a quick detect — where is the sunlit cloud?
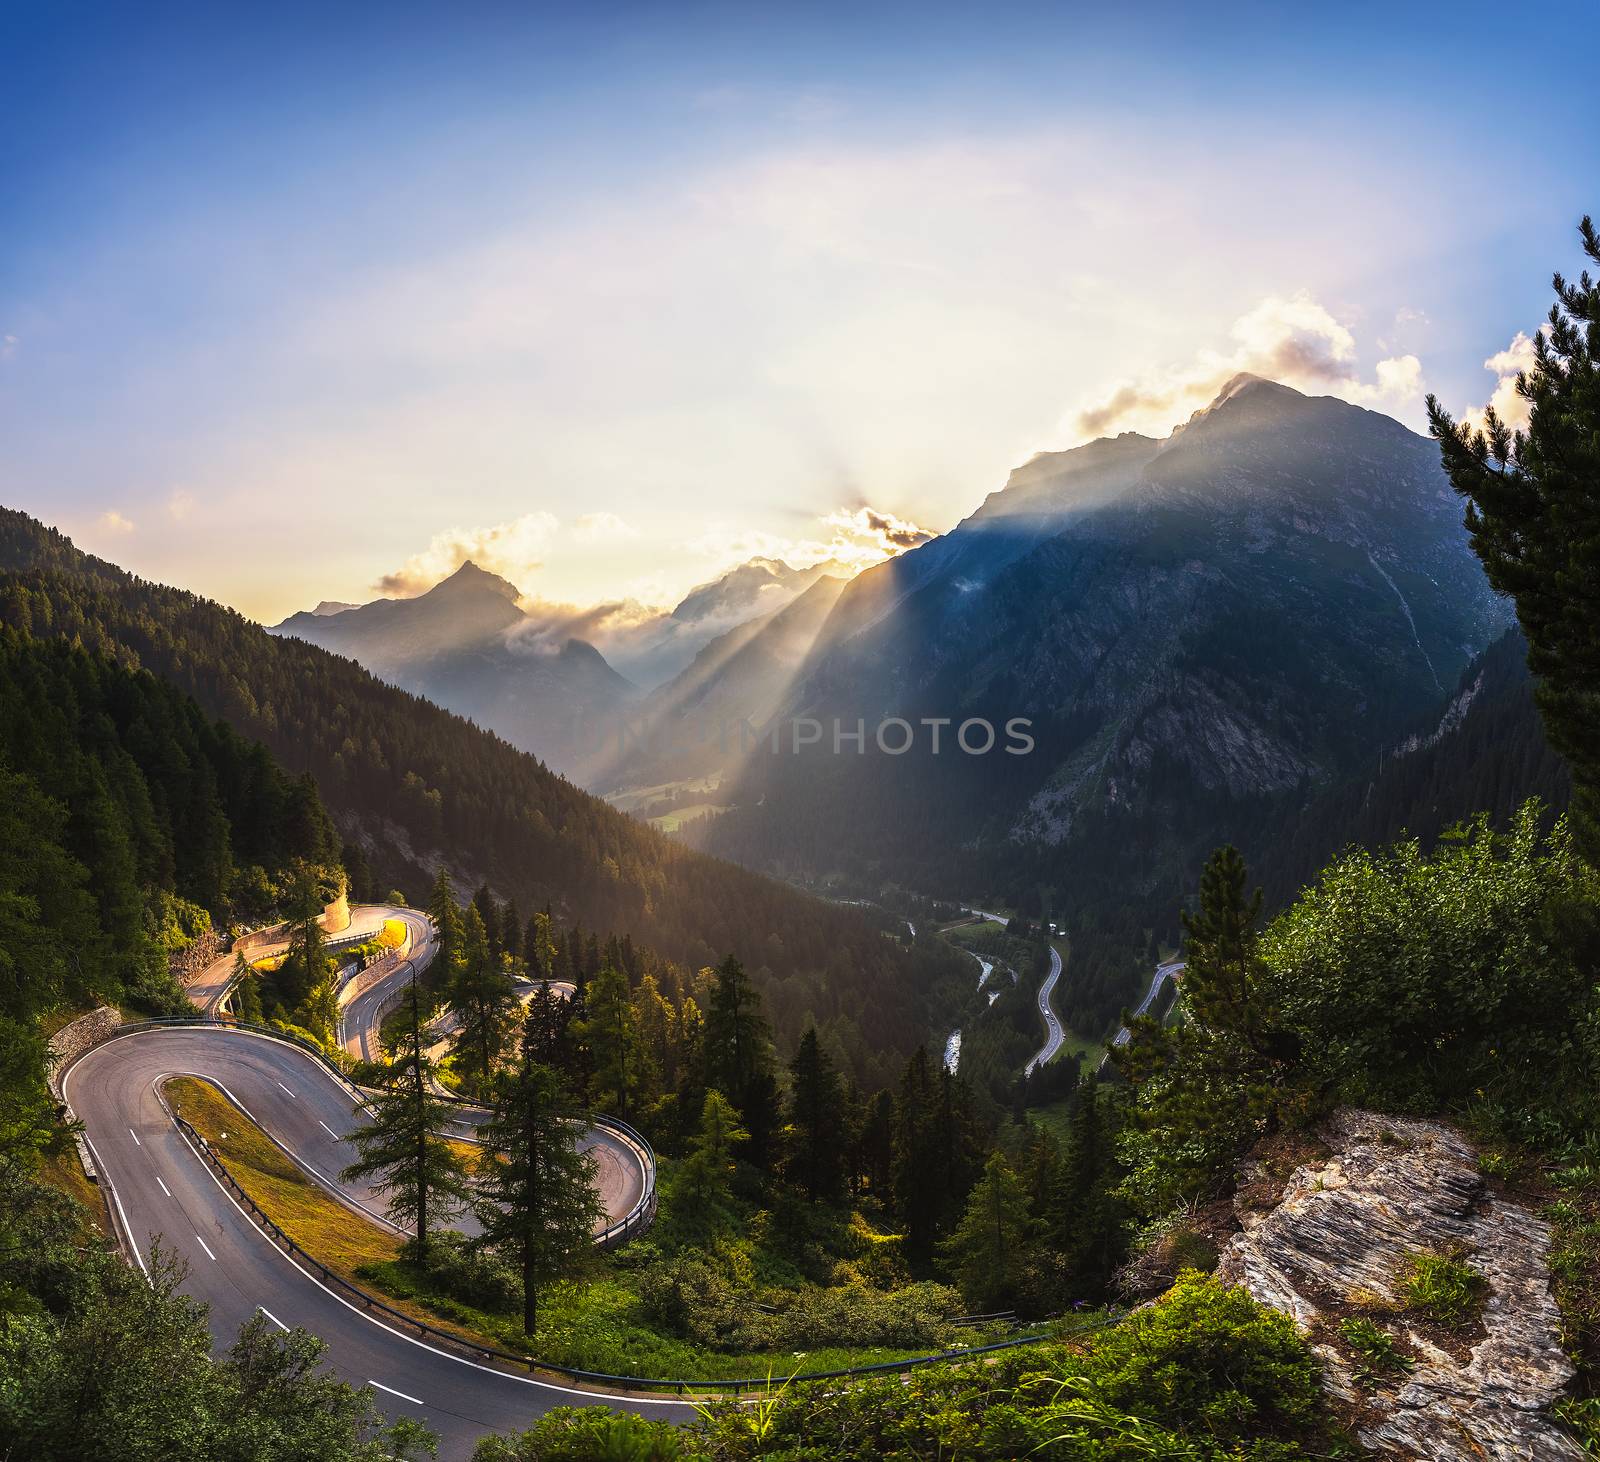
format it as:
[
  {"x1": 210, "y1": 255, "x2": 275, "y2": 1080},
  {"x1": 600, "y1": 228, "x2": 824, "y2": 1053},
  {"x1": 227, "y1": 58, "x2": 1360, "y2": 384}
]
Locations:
[
  {"x1": 571, "y1": 511, "x2": 639, "y2": 545},
  {"x1": 377, "y1": 511, "x2": 559, "y2": 596},
  {"x1": 97, "y1": 509, "x2": 135, "y2": 534},
  {"x1": 167, "y1": 489, "x2": 195, "y2": 522},
  {"x1": 1069, "y1": 291, "x2": 1426, "y2": 440},
  {"x1": 689, "y1": 504, "x2": 934, "y2": 581},
  {"x1": 1461, "y1": 328, "x2": 1543, "y2": 436}
]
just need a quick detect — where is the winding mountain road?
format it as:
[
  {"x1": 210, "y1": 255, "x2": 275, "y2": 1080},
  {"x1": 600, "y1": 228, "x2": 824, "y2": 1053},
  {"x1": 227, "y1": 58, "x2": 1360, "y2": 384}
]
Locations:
[
  {"x1": 1024, "y1": 944, "x2": 1065, "y2": 1075},
  {"x1": 1110, "y1": 959, "x2": 1186, "y2": 1048},
  {"x1": 67, "y1": 908, "x2": 675, "y2": 1458}
]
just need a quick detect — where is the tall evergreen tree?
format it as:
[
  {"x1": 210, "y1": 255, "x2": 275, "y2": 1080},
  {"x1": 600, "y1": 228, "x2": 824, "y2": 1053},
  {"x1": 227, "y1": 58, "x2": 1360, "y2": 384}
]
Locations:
[
  {"x1": 940, "y1": 1151, "x2": 1032, "y2": 1311},
  {"x1": 703, "y1": 955, "x2": 769, "y2": 1097},
  {"x1": 500, "y1": 898, "x2": 522, "y2": 968},
  {"x1": 577, "y1": 964, "x2": 641, "y2": 1119},
  {"x1": 784, "y1": 1027, "x2": 847, "y2": 1203},
  {"x1": 524, "y1": 911, "x2": 554, "y2": 982},
  {"x1": 449, "y1": 903, "x2": 517, "y2": 1095},
  {"x1": 231, "y1": 949, "x2": 264, "y2": 1024},
  {"x1": 341, "y1": 977, "x2": 470, "y2": 1259},
  {"x1": 427, "y1": 869, "x2": 463, "y2": 981},
  {"x1": 522, "y1": 979, "x2": 565, "y2": 1066},
  {"x1": 1112, "y1": 845, "x2": 1291, "y2": 1216},
  {"x1": 853, "y1": 1088, "x2": 895, "y2": 1198},
  {"x1": 1429, "y1": 214, "x2": 1600, "y2": 857},
  {"x1": 892, "y1": 1047, "x2": 944, "y2": 1265},
  {"x1": 702, "y1": 954, "x2": 776, "y2": 1165},
  {"x1": 679, "y1": 1088, "x2": 747, "y2": 1212},
  {"x1": 474, "y1": 1056, "x2": 603, "y2": 1336},
  {"x1": 472, "y1": 883, "x2": 500, "y2": 960}
]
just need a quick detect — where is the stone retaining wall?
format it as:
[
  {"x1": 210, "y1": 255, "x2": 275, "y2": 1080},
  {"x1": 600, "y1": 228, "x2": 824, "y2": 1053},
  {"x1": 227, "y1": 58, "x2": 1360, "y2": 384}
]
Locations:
[{"x1": 48, "y1": 1004, "x2": 122, "y2": 1180}]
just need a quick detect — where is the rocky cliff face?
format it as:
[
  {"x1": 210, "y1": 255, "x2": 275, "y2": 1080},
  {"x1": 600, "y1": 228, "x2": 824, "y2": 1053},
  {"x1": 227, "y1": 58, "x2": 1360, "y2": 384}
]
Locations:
[{"x1": 1218, "y1": 1108, "x2": 1580, "y2": 1459}]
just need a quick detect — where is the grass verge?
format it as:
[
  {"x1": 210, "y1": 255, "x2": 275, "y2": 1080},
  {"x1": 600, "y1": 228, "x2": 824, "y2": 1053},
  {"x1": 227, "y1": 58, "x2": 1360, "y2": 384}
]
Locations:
[{"x1": 161, "y1": 1076, "x2": 1008, "y2": 1386}]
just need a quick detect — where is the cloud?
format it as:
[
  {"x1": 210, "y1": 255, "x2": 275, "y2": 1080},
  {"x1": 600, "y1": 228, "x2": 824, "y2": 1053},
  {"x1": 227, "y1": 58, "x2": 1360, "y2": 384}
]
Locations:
[
  {"x1": 97, "y1": 510, "x2": 135, "y2": 534},
  {"x1": 504, "y1": 594, "x2": 661, "y2": 658},
  {"x1": 0, "y1": 333, "x2": 16, "y2": 360},
  {"x1": 377, "y1": 511, "x2": 559, "y2": 596},
  {"x1": 167, "y1": 489, "x2": 195, "y2": 521},
  {"x1": 571, "y1": 511, "x2": 639, "y2": 545},
  {"x1": 1461, "y1": 328, "x2": 1543, "y2": 436},
  {"x1": 689, "y1": 503, "x2": 935, "y2": 581},
  {"x1": 1069, "y1": 291, "x2": 1427, "y2": 440}
]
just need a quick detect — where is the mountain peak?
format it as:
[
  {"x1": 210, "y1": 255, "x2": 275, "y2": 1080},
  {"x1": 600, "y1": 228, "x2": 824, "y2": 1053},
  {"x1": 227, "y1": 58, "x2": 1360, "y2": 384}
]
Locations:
[
  {"x1": 429, "y1": 560, "x2": 523, "y2": 603},
  {"x1": 1206, "y1": 372, "x2": 1302, "y2": 411}
]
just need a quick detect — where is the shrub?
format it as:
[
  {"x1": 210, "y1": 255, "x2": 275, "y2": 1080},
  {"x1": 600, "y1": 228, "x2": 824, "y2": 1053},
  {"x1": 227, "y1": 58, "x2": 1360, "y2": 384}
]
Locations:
[
  {"x1": 1078, "y1": 1272, "x2": 1325, "y2": 1444},
  {"x1": 1337, "y1": 1316, "x2": 1413, "y2": 1389},
  {"x1": 1400, "y1": 1249, "x2": 1486, "y2": 1328},
  {"x1": 493, "y1": 1273, "x2": 1343, "y2": 1460},
  {"x1": 472, "y1": 1407, "x2": 685, "y2": 1460},
  {"x1": 636, "y1": 1254, "x2": 959, "y2": 1353}
]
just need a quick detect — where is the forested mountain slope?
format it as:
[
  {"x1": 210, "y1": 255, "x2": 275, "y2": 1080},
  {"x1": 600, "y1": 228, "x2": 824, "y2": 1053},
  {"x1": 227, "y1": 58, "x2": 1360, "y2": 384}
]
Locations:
[{"x1": 0, "y1": 507, "x2": 930, "y2": 1081}]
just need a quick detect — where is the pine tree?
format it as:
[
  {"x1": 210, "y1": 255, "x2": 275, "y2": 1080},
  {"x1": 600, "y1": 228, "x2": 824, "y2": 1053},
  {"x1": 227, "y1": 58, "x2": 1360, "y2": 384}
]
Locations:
[
  {"x1": 939, "y1": 1151, "x2": 1032, "y2": 1311},
  {"x1": 449, "y1": 904, "x2": 517, "y2": 1096},
  {"x1": 853, "y1": 1088, "x2": 895, "y2": 1198},
  {"x1": 703, "y1": 955, "x2": 769, "y2": 1098},
  {"x1": 784, "y1": 1027, "x2": 847, "y2": 1202},
  {"x1": 679, "y1": 1088, "x2": 747, "y2": 1211},
  {"x1": 1046, "y1": 1076, "x2": 1127, "y2": 1297},
  {"x1": 278, "y1": 862, "x2": 330, "y2": 1011},
  {"x1": 474, "y1": 1056, "x2": 603, "y2": 1335},
  {"x1": 1429, "y1": 215, "x2": 1600, "y2": 857},
  {"x1": 892, "y1": 1047, "x2": 944, "y2": 1264},
  {"x1": 631, "y1": 973, "x2": 673, "y2": 1098},
  {"x1": 231, "y1": 949, "x2": 264, "y2": 1024},
  {"x1": 472, "y1": 883, "x2": 500, "y2": 960},
  {"x1": 702, "y1": 954, "x2": 775, "y2": 1164},
  {"x1": 340, "y1": 977, "x2": 470, "y2": 1259},
  {"x1": 524, "y1": 911, "x2": 554, "y2": 981},
  {"x1": 577, "y1": 965, "x2": 641, "y2": 1119},
  {"x1": 500, "y1": 899, "x2": 522, "y2": 968},
  {"x1": 427, "y1": 869, "x2": 463, "y2": 980},
  {"x1": 1111, "y1": 846, "x2": 1291, "y2": 1216},
  {"x1": 522, "y1": 980, "x2": 565, "y2": 1066}
]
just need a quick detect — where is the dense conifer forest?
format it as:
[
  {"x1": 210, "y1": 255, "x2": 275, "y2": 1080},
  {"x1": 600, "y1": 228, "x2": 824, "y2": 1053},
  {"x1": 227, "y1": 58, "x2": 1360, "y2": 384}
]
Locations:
[{"x1": 0, "y1": 508, "x2": 939, "y2": 1085}]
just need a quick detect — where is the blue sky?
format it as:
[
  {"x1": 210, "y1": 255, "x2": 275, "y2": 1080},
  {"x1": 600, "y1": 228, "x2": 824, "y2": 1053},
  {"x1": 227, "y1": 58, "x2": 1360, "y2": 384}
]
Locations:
[{"x1": 3, "y1": 0, "x2": 1596, "y2": 624}]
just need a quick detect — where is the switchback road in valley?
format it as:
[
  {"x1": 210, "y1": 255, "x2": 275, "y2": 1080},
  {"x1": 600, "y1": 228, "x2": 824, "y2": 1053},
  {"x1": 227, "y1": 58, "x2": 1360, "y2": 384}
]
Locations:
[
  {"x1": 1024, "y1": 944, "x2": 1065, "y2": 1075},
  {"x1": 67, "y1": 905, "x2": 674, "y2": 1457},
  {"x1": 65, "y1": 1025, "x2": 679, "y2": 1458}
]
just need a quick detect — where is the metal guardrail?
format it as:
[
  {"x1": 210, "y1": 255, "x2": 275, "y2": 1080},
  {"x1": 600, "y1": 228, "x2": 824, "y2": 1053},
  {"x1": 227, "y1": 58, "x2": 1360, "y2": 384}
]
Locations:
[
  {"x1": 90, "y1": 1016, "x2": 660, "y2": 1249},
  {"x1": 173, "y1": 1106, "x2": 1060, "y2": 1398}
]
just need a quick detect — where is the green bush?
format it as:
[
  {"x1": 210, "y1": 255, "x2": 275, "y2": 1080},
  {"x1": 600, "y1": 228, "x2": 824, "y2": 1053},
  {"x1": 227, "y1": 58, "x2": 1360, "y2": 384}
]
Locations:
[
  {"x1": 1400, "y1": 1249, "x2": 1486, "y2": 1328},
  {"x1": 1337, "y1": 1316, "x2": 1413, "y2": 1389},
  {"x1": 637, "y1": 1253, "x2": 958, "y2": 1353},
  {"x1": 1264, "y1": 806, "x2": 1599, "y2": 1122},
  {"x1": 472, "y1": 1408, "x2": 684, "y2": 1460},
  {"x1": 481, "y1": 1273, "x2": 1345, "y2": 1461}
]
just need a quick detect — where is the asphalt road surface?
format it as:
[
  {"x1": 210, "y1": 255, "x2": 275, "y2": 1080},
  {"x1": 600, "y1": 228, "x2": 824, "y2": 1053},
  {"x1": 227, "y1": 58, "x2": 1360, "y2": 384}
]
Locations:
[
  {"x1": 187, "y1": 904, "x2": 405, "y2": 1014},
  {"x1": 65, "y1": 1025, "x2": 682, "y2": 1458},
  {"x1": 1110, "y1": 959, "x2": 1187, "y2": 1047},
  {"x1": 1024, "y1": 944, "x2": 1065, "y2": 1075},
  {"x1": 338, "y1": 909, "x2": 438, "y2": 1062}
]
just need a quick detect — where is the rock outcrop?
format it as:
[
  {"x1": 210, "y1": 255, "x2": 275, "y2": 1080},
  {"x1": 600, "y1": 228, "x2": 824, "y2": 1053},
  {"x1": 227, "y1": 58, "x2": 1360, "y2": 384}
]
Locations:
[{"x1": 1217, "y1": 1108, "x2": 1581, "y2": 1459}]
